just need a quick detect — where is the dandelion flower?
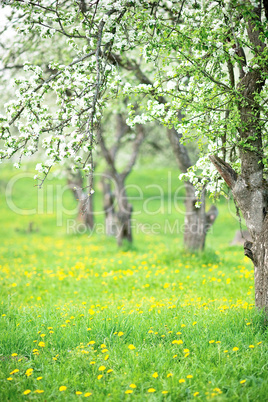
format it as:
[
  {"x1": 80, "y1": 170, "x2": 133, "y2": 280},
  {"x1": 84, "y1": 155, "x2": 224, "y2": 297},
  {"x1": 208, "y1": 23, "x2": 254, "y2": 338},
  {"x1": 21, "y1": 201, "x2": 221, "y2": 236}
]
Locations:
[
  {"x1": 25, "y1": 368, "x2": 33, "y2": 377},
  {"x1": 107, "y1": 369, "x2": 113, "y2": 373},
  {"x1": 98, "y1": 365, "x2": 106, "y2": 371},
  {"x1": 11, "y1": 353, "x2": 18, "y2": 357},
  {"x1": 129, "y1": 384, "x2": 136, "y2": 388},
  {"x1": 118, "y1": 332, "x2": 124, "y2": 337},
  {"x1": 84, "y1": 393, "x2": 92, "y2": 397},
  {"x1": 10, "y1": 369, "x2": 19, "y2": 375},
  {"x1": 193, "y1": 392, "x2": 199, "y2": 396},
  {"x1": 97, "y1": 375, "x2": 103, "y2": 380},
  {"x1": 148, "y1": 388, "x2": 156, "y2": 393},
  {"x1": 152, "y1": 372, "x2": 158, "y2": 378},
  {"x1": 76, "y1": 391, "x2": 83, "y2": 395},
  {"x1": 162, "y1": 391, "x2": 168, "y2": 394},
  {"x1": 59, "y1": 386, "x2": 67, "y2": 391},
  {"x1": 7, "y1": 377, "x2": 13, "y2": 381},
  {"x1": 187, "y1": 375, "x2": 193, "y2": 379},
  {"x1": 37, "y1": 377, "x2": 43, "y2": 380},
  {"x1": 209, "y1": 340, "x2": 215, "y2": 344},
  {"x1": 38, "y1": 341, "x2": 45, "y2": 348},
  {"x1": 128, "y1": 344, "x2": 136, "y2": 350},
  {"x1": 23, "y1": 390, "x2": 31, "y2": 395},
  {"x1": 249, "y1": 345, "x2": 254, "y2": 348},
  {"x1": 179, "y1": 379, "x2": 185, "y2": 383},
  {"x1": 172, "y1": 340, "x2": 183, "y2": 345},
  {"x1": 240, "y1": 380, "x2": 246, "y2": 384},
  {"x1": 233, "y1": 347, "x2": 239, "y2": 352},
  {"x1": 34, "y1": 390, "x2": 44, "y2": 394},
  {"x1": 125, "y1": 390, "x2": 133, "y2": 394},
  {"x1": 167, "y1": 373, "x2": 173, "y2": 378}
]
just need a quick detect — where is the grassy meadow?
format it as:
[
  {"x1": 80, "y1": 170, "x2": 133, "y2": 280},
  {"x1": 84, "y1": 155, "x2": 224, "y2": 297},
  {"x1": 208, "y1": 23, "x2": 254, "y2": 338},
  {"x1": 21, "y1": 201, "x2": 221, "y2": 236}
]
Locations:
[{"x1": 0, "y1": 164, "x2": 267, "y2": 401}]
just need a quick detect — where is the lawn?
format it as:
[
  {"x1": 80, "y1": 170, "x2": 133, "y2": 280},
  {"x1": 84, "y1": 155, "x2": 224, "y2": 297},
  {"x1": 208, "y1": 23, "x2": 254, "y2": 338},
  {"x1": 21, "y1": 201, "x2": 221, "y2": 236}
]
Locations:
[{"x1": 0, "y1": 165, "x2": 267, "y2": 401}]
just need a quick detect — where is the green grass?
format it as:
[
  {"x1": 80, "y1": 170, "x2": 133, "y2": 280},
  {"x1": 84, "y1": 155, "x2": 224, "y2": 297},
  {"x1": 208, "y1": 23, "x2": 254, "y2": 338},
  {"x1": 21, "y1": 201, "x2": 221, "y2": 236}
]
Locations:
[{"x1": 0, "y1": 164, "x2": 267, "y2": 401}]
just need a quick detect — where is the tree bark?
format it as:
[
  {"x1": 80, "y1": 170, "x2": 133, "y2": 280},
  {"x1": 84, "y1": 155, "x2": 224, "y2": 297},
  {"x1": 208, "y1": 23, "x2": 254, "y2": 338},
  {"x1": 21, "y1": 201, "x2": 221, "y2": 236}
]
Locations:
[
  {"x1": 67, "y1": 169, "x2": 94, "y2": 230},
  {"x1": 101, "y1": 174, "x2": 116, "y2": 236},
  {"x1": 114, "y1": 175, "x2": 133, "y2": 246},
  {"x1": 184, "y1": 182, "x2": 218, "y2": 250}
]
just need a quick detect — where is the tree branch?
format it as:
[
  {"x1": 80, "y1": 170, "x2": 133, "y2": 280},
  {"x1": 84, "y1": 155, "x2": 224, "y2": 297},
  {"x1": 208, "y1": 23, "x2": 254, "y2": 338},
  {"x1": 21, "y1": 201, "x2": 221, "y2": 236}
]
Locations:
[{"x1": 209, "y1": 155, "x2": 237, "y2": 189}]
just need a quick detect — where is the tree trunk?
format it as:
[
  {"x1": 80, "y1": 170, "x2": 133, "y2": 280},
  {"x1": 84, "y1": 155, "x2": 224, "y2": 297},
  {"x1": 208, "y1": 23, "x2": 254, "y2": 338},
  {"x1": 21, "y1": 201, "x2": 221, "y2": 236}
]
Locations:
[
  {"x1": 184, "y1": 182, "x2": 218, "y2": 251},
  {"x1": 114, "y1": 176, "x2": 133, "y2": 247},
  {"x1": 167, "y1": 128, "x2": 218, "y2": 251},
  {"x1": 251, "y1": 216, "x2": 268, "y2": 310},
  {"x1": 101, "y1": 175, "x2": 116, "y2": 236},
  {"x1": 210, "y1": 155, "x2": 268, "y2": 312},
  {"x1": 67, "y1": 169, "x2": 94, "y2": 230}
]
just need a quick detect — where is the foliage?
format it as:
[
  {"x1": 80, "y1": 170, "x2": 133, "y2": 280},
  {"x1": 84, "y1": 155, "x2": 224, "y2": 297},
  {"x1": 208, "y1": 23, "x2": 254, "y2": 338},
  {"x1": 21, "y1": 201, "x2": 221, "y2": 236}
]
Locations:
[{"x1": 1, "y1": 1, "x2": 267, "y2": 197}]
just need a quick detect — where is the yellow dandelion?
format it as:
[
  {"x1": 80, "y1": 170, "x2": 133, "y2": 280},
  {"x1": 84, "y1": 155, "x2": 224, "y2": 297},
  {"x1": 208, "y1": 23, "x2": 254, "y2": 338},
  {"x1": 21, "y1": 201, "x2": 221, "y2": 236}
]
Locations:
[
  {"x1": 37, "y1": 377, "x2": 43, "y2": 380},
  {"x1": 11, "y1": 353, "x2": 18, "y2": 357},
  {"x1": 23, "y1": 390, "x2": 31, "y2": 395},
  {"x1": 162, "y1": 391, "x2": 168, "y2": 394},
  {"x1": 59, "y1": 386, "x2": 67, "y2": 391},
  {"x1": 179, "y1": 379, "x2": 185, "y2": 383},
  {"x1": 7, "y1": 377, "x2": 13, "y2": 381},
  {"x1": 104, "y1": 354, "x2": 109, "y2": 360},
  {"x1": 187, "y1": 375, "x2": 193, "y2": 379},
  {"x1": 38, "y1": 341, "x2": 45, "y2": 348},
  {"x1": 193, "y1": 392, "x2": 199, "y2": 396},
  {"x1": 249, "y1": 345, "x2": 254, "y2": 348},
  {"x1": 98, "y1": 365, "x2": 106, "y2": 371},
  {"x1": 118, "y1": 332, "x2": 124, "y2": 337},
  {"x1": 90, "y1": 361, "x2": 95, "y2": 365},
  {"x1": 148, "y1": 388, "x2": 156, "y2": 393},
  {"x1": 125, "y1": 390, "x2": 133, "y2": 394},
  {"x1": 192, "y1": 321, "x2": 197, "y2": 325},
  {"x1": 34, "y1": 390, "x2": 44, "y2": 394},
  {"x1": 129, "y1": 384, "x2": 136, "y2": 388},
  {"x1": 97, "y1": 375, "x2": 103, "y2": 380},
  {"x1": 10, "y1": 369, "x2": 19, "y2": 375},
  {"x1": 152, "y1": 372, "x2": 158, "y2": 378},
  {"x1": 209, "y1": 340, "x2": 215, "y2": 344},
  {"x1": 128, "y1": 344, "x2": 136, "y2": 350},
  {"x1": 88, "y1": 341, "x2": 95, "y2": 345},
  {"x1": 172, "y1": 340, "x2": 183, "y2": 345},
  {"x1": 107, "y1": 369, "x2": 113, "y2": 373},
  {"x1": 76, "y1": 391, "x2": 83, "y2": 395},
  {"x1": 233, "y1": 347, "x2": 239, "y2": 352},
  {"x1": 84, "y1": 393, "x2": 92, "y2": 397},
  {"x1": 167, "y1": 373, "x2": 173, "y2": 378},
  {"x1": 240, "y1": 380, "x2": 246, "y2": 384}
]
